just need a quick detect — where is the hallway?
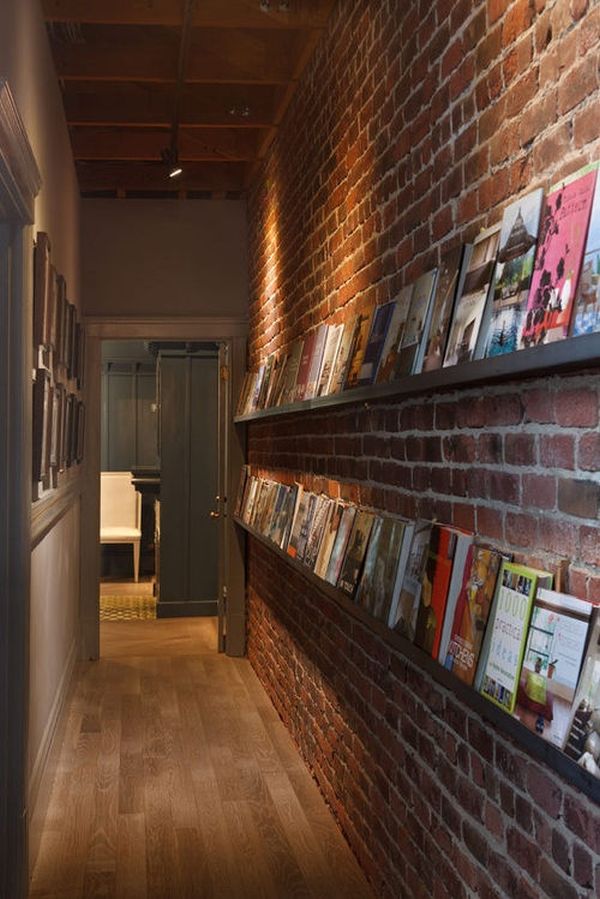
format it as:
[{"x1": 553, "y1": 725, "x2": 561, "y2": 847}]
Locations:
[{"x1": 29, "y1": 619, "x2": 373, "y2": 899}]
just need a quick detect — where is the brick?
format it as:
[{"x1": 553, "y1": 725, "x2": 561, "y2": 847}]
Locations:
[
  {"x1": 505, "y1": 433, "x2": 536, "y2": 466},
  {"x1": 522, "y1": 473, "x2": 556, "y2": 509},
  {"x1": 554, "y1": 389, "x2": 598, "y2": 428},
  {"x1": 558, "y1": 478, "x2": 600, "y2": 519},
  {"x1": 578, "y1": 432, "x2": 600, "y2": 470},
  {"x1": 540, "y1": 434, "x2": 576, "y2": 469},
  {"x1": 539, "y1": 858, "x2": 579, "y2": 899}
]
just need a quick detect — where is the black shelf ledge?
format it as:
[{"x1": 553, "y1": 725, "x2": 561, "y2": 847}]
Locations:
[
  {"x1": 235, "y1": 515, "x2": 600, "y2": 804},
  {"x1": 234, "y1": 332, "x2": 600, "y2": 423}
]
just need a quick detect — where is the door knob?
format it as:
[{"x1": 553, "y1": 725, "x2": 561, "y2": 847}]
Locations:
[{"x1": 210, "y1": 510, "x2": 221, "y2": 519}]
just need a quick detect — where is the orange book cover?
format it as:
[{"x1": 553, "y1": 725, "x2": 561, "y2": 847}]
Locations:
[{"x1": 414, "y1": 525, "x2": 456, "y2": 658}]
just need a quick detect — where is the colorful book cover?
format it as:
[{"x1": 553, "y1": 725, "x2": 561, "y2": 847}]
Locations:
[
  {"x1": 514, "y1": 589, "x2": 593, "y2": 747},
  {"x1": 386, "y1": 521, "x2": 415, "y2": 628},
  {"x1": 344, "y1": 310, "x2": 374, "y2": 390},
  {"x1": 241, "y1": 476, "x2": 259, "y2": 524},
  {"x1": 483, "y1": 188, "x2": 544, "y2": 357},
  {"x1": 375, "y1": 286, "x2": 412, "y2": 383},
  {"x1": 337, "y1": 510, "x2": 375, "y2": 596},
  {"x1": 437, "y1": 531, "x2": 475, "y2": 664},
  {"x1": 279, "y1": 339, "x2": 304, "y2": 405},
  {"x1": 520, "y1": 164, "x2": 597, "y2": 348},
  {"x1": 286, "y1": 486, "x2": 307, "y2": 558},
  {"x1": 264, "y1": 354, "x2": 285, "y2": 408},
  {"x1": 571, "y1": 163, "x2": 600, "y2": 337},
  {"x1": 329, "y1": 318, "x2": 359, "y2": 394},
  {"x1": 444, "y1": 224, "x2": 500, "y2": 367},
  {"x1": 422, "y1": 246, "x2": 464, "y2": 372},
  {"x1": 357, "y1": 302, "x2": 396, "y2": 386},
  {"x1": 314, "y1": 501, "x2": 345, "y2": 579},
  {"x1": 413, "y1": 524, "x2": 458, "y2": 658},
  {"x1": 392, "y1": 520, "x2": 432, "y2": 640},
  {"x1": 325, "y1": 505, "x2": 357, "y2": 585},
  {"x1": 277, "y1": 483, "x2": 298, "y2": 550},
  {"x1": 563, "y1": 611, "x2": 600, "y2": 776},
  {"x1": 303, "y1": 496, "x2": 333, "y2": 570},
  {"x1": 356, "y1": 517, "x2": 407, "y2": 623},
  {"x1": 304, "y1": 324, "x2": 329, "y2": 400},
  {"x1": 294, "y1": 332, "x2": 318, "y2": 402},
  {"x1": 295, "y1": 492, "x2": 317, "y2": 563},
  {"x1": 443, "y1": 546, "x2": 503, "y2": 685},
  {"x1": 268, "y1": 484, "x2": 291, "y2": 545},
  {"x1": 395, "y1": 268, "x2": 438, "y2": 377},
  {"x1": 256, "y1": 353, "x2": 275, "y2": 409},
  {"x1": 477, "y1": 562, "x2": 553, "y2": 714},
  {"x1": 316, "y1": 324, "x2": 344, "y2": 396}
]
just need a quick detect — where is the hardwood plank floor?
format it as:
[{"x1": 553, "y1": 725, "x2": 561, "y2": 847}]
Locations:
[{"x1": 29, "y1": 618, "x2": 374, "y2": 899}]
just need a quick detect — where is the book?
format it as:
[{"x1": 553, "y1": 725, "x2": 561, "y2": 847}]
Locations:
[
  {"x1": 386, "y1": 521, "x2": 416, "y2": 628},
  {"x1": 443, "y1": 224, "x2": 500, "y2": 367},
  {"x1": 303, "y1": 495, "x2": 333, "y2": 569},
  {"x1": 241, "y1": 476, "x2": 259, "y2": 524},
  {"x1": 570, "y1": 162, "x2": 600, "y2": 337},
  {"x1": 316, "y1": 323, "x2": 344, "y2": 396},
  {"x1": 264, "y1": 354, "x2": 285, "y2": 408},
  {"x1": 395, "y1": 268, "x2": 438, "y2": 377},
  {"x1": 563, "y1": 611, "x2": 600, "y2": 776},
  {"x1": 337, "y1": 510, "x2": 375, "y2": 596},
  {"x1": 294, "y1": 332, "x2": 318, "y2": 402},
  {"x1": 375, "y1": 286, "x2": 413, "y2": 383},
  {"x1": 314, "y1": 500, "x2": 345, "y2": 579},
  {"x1": 325, "y1": 505, "x2": 357, "y2": 585},
  {"x1": 481, "y1": 188, "x2": 544, "y2": 358},
  {"x1": 392, "y1": 520, "x2": 432, "y2": 640},
  {"x1": 343, "y1": 310, "x2": 374, "y2": 390},
  {"x1": 233, "y1": 464, "x2": 250, "y2": 518},
  {"x1": 520, "y1": 163, "x2": 598, "y2": 347},
  {"x1": 256, "y1": 354, "x2": 275, "y2": 409},
  {"x1": 304, "y1": 324, "x2": 329, "y2": 400},
  {"x1": 276, "y1": 483, "x2": 298, "y2": 550},
  {"x1": 286, "y1": 485, "x2": 306, "y2": 558},
  {"x1": 514, "y1": 588, "x2": 593, "y2": 747},
  {"x1": 413, "y1": 524, "x2": 462, "y2": 658},
  {"x1": 295, "y1": 492, "x2": 317, "y2": 563},
  {"x1": 270, "y1": 354, "x2": 289, "y2": 407},
  {"x1": 279, "y1": 339, "x2": 304, "y2": 405},
  {"x1": 357, "y1": 302, "x2": 396, "y2": 386},
  {"x1": 436, "y1": 531, "x2": 475, "y2": 664},
  {"x1": 476, "y1": 561, "x2": 553, "y2": 714},
  {"x1": 422, "y1": 246, "x2": 465, "y2": 372},
  {"x1": 329, "y1": 317, "x2": 359, "y2": 394},
  {"x1": 236, "y1": 372, "x2": 253, "y2": 416},
  {"x1": 267, "y1": 484, "x2": 291, "y2": 544},
  {"x1": 355, "y1": 517, "x2": 408, "y2": 623},
  {"x1": 443, "y1": 546, "x2": 503, "y2": 685}
]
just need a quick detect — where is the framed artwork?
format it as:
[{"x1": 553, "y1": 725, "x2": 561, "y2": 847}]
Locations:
[
  {"x1": 32, "y1": 368, "x2": 51, "y2": 482},
  {"x1": 76, "y1": 401, "x2": 85, "y2": 464},
  {"x1": 65, "y1": 303, "x2": 76, "y2": 380},
  {"x1": 33, "y1": 233, "x2": 51, "y2": 349}
]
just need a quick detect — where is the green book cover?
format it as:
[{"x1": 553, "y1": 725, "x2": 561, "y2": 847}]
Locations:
[{"x1": 477, "y1": 561, "x2": 553, "y2": 714}]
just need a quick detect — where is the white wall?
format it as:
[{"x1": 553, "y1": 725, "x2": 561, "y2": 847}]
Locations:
[
  {"x1": 82, "y1": 198, "x2": 248, "y2": 318},
  {"x1": 0, "y1": 0, "x2": 81, "y2": 839}
]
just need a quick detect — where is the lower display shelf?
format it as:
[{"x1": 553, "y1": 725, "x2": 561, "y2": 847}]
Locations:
[{"x1": 235, "y1": 514, "x2": 600, "y2": 803}]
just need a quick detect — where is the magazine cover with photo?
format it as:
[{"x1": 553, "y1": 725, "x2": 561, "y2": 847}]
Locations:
[
  {"x1": 571, "y1": 165, "x2": 600, "y2": 336},
  {"x1": 444, "y1": 226, "x2": 500, "y2": 367},
  {"x1": 375, "y1": 285, "x2": 412, "y2": 383},
  {"x1": 355, "y1": 517, "x2": 407, "y2": 622},
  {"x1": 395, "y1": 269, "x2": 437, "y2": 377},
  {"x1": 520, "y1": 164, "x2": 597, "y2": 347},
  {"x1": 422, "y1": 246, "x2": 464, "y2": 371},
  {"x1": 483, "y1": 188, "x2": 544, "y2": 357},
  {"x1": 563, "y1": 611, "x2": 600, "y2": 778},
  {"x1": 337, "y1": 510, "x2": 375, "y2": 596}
]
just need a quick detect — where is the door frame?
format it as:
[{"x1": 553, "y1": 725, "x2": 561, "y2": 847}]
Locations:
[
  {"x1": 0, "y1": 80, "x2": 42, "y2": 899},
  {"x1": 82, "y1": 317, "x2": 247, "y2": 660}
]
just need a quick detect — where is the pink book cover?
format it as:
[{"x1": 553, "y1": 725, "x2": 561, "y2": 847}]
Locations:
[{"x1": 520, "y1": 167, "x2": 597, "y2": 348}]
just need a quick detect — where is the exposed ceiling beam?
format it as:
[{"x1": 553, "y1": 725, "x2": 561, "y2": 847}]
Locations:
[
  {"x1": 69, "y1": 126, "x2": 263, "y2": 161},
  {"x1": 76, "y1": 159, "x2": 246, "y2": 191},
  {"x1": 42, "y1": 0, "x2": 334, "y2": 30}
]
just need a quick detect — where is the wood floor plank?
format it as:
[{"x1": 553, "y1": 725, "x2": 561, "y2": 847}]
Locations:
[{"x1": 30, "y1": 616, "x2": 374, "y2": 899}]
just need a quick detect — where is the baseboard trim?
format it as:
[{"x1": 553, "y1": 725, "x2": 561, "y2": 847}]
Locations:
[{"x1": 27, "y1": 636, "x2": 78, "y2": 876}]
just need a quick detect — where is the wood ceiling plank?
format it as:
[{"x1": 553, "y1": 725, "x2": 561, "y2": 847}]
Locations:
[
  {"x1": 76, "y1": 159, "x2": 246, "y2": 191},
  {"x1": 62, "y1": 82, "x2": 284, "y2": 127},
  {"x1": 42, "y1": 0, "x2": 335, "y2": 29},
  {"x1": 69, "y1": 126, "x2": 263, "y2": 161}
]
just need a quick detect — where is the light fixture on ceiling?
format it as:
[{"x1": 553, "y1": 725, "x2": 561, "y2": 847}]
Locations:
[
  {"x1": 228, "y1": 104, "x2": 251, "y2": 118},
  {"x1": 160, "y1": 146, "x2": 183, "y2": 179},
  {"x1": 260, "y1": 1, "x2": 291, "y2": 11}
]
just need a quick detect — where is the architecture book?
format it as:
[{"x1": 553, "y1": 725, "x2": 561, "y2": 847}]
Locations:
[
  {"x1": 563, "y1": 611, "x2": 600, "y2": 777},
  {"x1": 436, "y1": 531, "x2": 475, "y2": 664},
  {"x1": 395, "y1": 268, "x2": 438, "y2": 377},
  {"x1": 513, "y1": 588, "x2": 593, "y2": 747},
  {"x1": 357, "y1": 301, "x2": 396, "y2": 386},
  {"x1": 316, "y1": 323, "x2": 344, "y2": 396},
  {"x1": 476, "y1": 562, "x2": 553, "y2": 714},
  {"x1": 413, "y1": 523, "x2": 459, "y2": 658},
  {"x1": 337, "y1": 510, "x2": 375, "y2": 596},
  {"x1": 443, "y1": 546, "x2": 503, "y2": 685},
  {"x1": 482, "y1": 188, "x2": 544, "y2": 357},
  {"x1": 355, "y1": 517, "x2": 408, "y2": 622},
  {"x1": 375, "y1": 286, "x2": 412, "y2": 383},
  {"x1": 392, "y1": 520, "x2": 432, "y2": 641},
  {"x1": 571, "y1": 162, "x2": 600, "y2": 337},
  {"x1": 314, "y1": 500, "x2": 345, "y2": 579},
  {"x1": 422, "y1": 246, "x2": 465, "y2": 372},
  {"x1": 325, "y1": 505, "x2": 357, "y2": 585},
  {"x1": 443, "y1": 225, "x2": 500, "y2": 367},
  {"x1": 520, "y1": 163, "x2": 597, "y2": 347},
  {"x1": 344, "y1": 310, "x2": 375, "y2": 390}
]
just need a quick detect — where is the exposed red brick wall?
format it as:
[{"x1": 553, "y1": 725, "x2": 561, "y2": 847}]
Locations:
[{"x1": 245, "y1": 1, "x2": 600, "y2": 896}]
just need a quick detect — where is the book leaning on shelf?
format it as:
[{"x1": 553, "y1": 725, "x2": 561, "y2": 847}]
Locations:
[
  {"x1": 562, "y1": 611, "x2": 600, "y2": 778},
  {"x1": 355, "y1": 517, "x2": 410, "y2": 623}
]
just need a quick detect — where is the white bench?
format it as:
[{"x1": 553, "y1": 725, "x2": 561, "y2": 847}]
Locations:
[{"x1": 100, "y1": 471, "x2": 142, "y2": 583}]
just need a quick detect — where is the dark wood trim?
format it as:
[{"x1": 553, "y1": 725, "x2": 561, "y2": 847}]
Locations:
[{"x1": 235, "y1": 516, "x2": 600, "y2": 804}]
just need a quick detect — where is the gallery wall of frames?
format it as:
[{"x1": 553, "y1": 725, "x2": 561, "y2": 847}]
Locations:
[{"x1": 32, "y1": 232, "x2": 84, "y2": 499}]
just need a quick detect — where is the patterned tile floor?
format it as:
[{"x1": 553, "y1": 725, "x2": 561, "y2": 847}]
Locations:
[{"x1": 99, "y1": 593, "x2": 157, "y2": 621}]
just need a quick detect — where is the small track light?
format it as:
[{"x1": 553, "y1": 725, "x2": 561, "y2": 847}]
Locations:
[{"x1": 161, "y1": 146, "x2": 183, "y2": 179}]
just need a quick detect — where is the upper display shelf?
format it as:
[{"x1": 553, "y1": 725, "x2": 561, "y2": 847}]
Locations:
[{"x1": 234, "y1": 331, "x2": 600, "y2": 423}]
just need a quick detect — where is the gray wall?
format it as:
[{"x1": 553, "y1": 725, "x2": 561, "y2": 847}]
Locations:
[{"x1": 82, "y1": 199, "x2": 248, "y2": 319}]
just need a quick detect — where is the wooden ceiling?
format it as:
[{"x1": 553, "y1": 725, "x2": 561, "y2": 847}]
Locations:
[{"x1": 42, "y1": 0, "x2": 336, "y2": 198}]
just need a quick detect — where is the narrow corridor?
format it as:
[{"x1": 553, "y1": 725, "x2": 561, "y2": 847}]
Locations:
[{"x1": 29, "y1": 618, "x2": 373, "y2": 899}]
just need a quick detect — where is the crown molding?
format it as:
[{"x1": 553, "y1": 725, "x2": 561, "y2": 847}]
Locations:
[
  {"x1": 0, "y1": 79, "x2": 42, "y2": 223},
  {"x1": 84, "y1": 315, "x2": 249, "y2": 339}
]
